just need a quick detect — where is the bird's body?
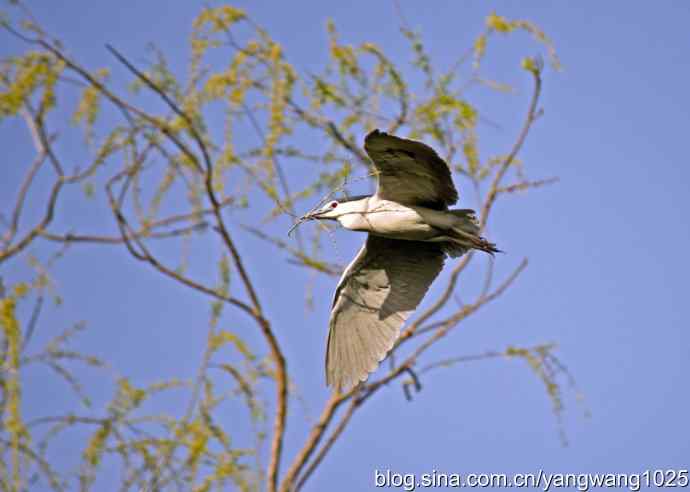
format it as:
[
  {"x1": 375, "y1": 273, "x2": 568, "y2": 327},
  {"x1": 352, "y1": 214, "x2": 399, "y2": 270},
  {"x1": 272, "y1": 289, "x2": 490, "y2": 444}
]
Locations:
[
  {"x1": 332, "y1": 196, "x2": 490, "y2": 253},
  {"x1": 293, "y1": 129, "x2": 499, "y2": 391},
  {"x1": 336, "y1": 196, "x2": 443, "y2": 238}
]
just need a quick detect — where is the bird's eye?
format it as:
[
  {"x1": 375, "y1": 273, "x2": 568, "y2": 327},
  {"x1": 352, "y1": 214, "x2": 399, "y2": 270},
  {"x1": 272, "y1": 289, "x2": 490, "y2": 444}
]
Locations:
[{"x1": 330, "y1": 202, "x2": 338, "y2": 209}]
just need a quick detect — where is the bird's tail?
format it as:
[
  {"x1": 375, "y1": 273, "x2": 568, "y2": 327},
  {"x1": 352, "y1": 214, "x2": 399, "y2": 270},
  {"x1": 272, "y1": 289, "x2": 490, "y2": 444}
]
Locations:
[{"x1": 443, "y1": 209, "x2": 500, "y2": 257}]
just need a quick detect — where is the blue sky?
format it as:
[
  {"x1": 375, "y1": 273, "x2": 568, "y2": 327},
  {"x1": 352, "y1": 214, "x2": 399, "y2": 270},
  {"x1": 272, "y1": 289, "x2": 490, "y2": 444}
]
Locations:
[{"x1": 2, "y1": 1, "x2": 689, "y2": 491}]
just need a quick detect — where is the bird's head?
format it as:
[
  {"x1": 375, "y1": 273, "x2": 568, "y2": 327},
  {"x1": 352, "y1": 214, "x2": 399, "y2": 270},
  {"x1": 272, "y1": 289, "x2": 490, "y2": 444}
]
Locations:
[
  {"x1": 301, "y1": 200, "x2": 360, "y2": 220},
  {"x1": 288, "y1": 196, "x2": 369, "y2": 235}
]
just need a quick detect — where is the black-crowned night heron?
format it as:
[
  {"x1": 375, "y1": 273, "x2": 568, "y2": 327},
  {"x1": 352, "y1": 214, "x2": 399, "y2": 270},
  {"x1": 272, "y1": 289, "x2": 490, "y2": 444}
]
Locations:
[{"x1": 295, "y1": 129, "x2": 498, "y2": 392}]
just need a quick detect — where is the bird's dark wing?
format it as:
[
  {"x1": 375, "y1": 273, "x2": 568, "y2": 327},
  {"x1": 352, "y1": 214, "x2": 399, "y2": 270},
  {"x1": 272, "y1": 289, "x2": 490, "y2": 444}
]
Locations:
[
  {"x1": 326, "y1": 235, "x2": 445, "y2": 391},
  {"x1": 363, "y1": 129, "x2": 459, "y2": 210}
]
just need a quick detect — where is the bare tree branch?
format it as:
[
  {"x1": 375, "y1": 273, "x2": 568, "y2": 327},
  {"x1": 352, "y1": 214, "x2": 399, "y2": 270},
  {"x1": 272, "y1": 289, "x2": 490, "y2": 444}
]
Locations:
[{"x1": 480, "y1": 62, "x2": 543, "y2": 230}]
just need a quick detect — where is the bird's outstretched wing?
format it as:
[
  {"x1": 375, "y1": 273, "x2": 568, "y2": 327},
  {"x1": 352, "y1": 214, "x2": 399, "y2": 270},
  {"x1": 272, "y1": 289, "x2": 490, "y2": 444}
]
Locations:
[
  {"x1": 364, "y1": 129, "x2": 459, "y2": 210},
  {"x1": 326, "y1": 235, "x2": 445, "y2": 391}
]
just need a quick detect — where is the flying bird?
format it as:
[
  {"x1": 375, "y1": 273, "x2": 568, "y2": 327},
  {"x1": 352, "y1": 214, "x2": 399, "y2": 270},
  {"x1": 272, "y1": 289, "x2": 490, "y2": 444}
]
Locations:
[{"x1": 294, "y1": 129, "x2": 499, "y2": 392}]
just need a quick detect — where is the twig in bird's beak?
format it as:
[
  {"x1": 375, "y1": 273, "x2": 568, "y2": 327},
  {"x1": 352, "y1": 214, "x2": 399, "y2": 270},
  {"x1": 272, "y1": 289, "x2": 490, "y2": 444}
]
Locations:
[
  {"x1": 287, "y1": 217, "x2": 307, "y2": 237},
  {"x1": 288, "y1": 196, "x2": 332, "y2": 237},
  {"x1": 287, "y1": 211, "x2": 316, "y2": 236}
]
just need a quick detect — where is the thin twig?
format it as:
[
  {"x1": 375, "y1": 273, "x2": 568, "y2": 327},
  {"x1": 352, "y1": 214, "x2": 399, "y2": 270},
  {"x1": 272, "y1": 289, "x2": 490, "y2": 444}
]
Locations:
[
  {"x1": 2, "y1": 128, "x2": 48, "y2": 247},
  {"x1": 480, "y1": 65, "x2": 543, "y2": 230}
]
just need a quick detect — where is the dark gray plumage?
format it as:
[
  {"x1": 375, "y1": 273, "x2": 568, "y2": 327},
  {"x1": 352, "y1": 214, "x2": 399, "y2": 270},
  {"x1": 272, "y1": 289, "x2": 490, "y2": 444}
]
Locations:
[{"x1": 364, "y1": 129, "x2": 459, "y2": 210}]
